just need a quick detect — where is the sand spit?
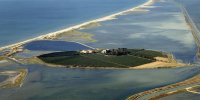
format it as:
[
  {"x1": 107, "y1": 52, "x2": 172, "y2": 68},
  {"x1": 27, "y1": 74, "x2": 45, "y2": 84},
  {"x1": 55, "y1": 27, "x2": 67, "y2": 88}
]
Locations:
[
  {"x1": 132, "y1": 61, "x2": 186, "y2": 69},
  {"x1": 0, "y1": 0, "x2": 155, "y2": 51},
  {"x1": 0, "y1": 69, "x2": 28, "y2": 88},
  {"x1": 131, "y1": 54, "x2": 188, "y2": 69}
]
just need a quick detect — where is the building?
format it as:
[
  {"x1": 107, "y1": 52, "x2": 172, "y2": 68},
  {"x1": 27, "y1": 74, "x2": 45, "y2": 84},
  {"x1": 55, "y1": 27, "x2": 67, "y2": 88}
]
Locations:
[
  {"x1": 80, "y1": 50, "x2": 87, "y2": 54},
  {"x1": 101, "y1": 49, "x2": 109, "y2": 54},
  {"x1": 101, "y1": 48, "x2": 129, "y2": 56},
  {"x1": 80, "y1": 50, "x2": 94, "y2": 54}
]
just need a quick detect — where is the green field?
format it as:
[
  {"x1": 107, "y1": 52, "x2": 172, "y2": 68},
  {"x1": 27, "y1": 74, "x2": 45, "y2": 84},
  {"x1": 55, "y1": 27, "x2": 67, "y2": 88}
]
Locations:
[
  {"x1": 128, "y1": 49, "x2": 167, "y2": 59},
  {"x1": 38, "y1": 49, "x2": 166, "y2": 68}
]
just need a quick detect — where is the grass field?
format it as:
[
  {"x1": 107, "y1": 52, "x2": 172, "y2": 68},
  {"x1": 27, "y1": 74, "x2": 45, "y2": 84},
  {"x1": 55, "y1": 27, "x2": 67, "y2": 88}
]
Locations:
[{"x1": 38, "y1": 49, "x2": 166, "y2": 68}]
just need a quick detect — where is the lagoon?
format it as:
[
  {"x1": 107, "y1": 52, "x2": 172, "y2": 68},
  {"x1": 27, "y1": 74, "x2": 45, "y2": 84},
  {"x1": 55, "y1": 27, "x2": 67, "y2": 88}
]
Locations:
[
  {"x1": 24, "y1": 40, "x2": 92, "y2": 51},
  {"x1": 0, "y1": 64, "x2": 199, "y2": 100}
]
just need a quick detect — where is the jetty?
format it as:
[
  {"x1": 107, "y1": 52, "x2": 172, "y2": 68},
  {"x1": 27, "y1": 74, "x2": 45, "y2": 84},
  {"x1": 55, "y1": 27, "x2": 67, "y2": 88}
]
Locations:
[{"x1": 179, "y1": 3, "x2": 200, "y2": 56}]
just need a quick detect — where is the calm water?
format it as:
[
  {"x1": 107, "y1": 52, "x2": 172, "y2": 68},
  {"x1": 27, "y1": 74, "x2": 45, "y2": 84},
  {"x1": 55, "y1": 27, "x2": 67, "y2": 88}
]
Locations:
[
  {"x1": 0, "y1": 75, "x2": 7, "y2": 83},
  {"x1": 24, "y1": 40, "x2": 92, "y2": 51},
  {"x1": 82, "y1": 0, "x2": 197, "y2": 63},
  {"x1": 176, "y1": 0, "x2": 200, "y2": 31},
  {"x1": 0, "y1": 64, "x2": 199, "y2": 100},
  {"x1": 0, "y1": 0, "x2": 147, "y2": 47},
  {"x1": 16, "y1": 40, "x2": 93, "y2": 58}
]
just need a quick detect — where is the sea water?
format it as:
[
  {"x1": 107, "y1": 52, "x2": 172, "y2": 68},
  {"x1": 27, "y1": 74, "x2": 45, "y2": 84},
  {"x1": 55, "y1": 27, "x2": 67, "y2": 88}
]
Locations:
[{"x1": 0, "y1": 0, "x2": 147, "y2": 47}]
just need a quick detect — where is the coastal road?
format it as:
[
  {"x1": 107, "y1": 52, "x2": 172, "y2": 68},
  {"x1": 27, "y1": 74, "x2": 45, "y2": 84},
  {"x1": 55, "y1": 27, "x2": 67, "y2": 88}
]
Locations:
[{"x1": 126, "y1": 73, "x2": 200, "y2": 100}]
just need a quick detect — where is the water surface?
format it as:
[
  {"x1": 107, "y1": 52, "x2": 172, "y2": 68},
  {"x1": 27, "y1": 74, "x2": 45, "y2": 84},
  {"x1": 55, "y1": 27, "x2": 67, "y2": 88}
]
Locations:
[
  {"x1": 0, "y1": 75, "x2": 8, "y2": 83},
  {"x1": 24, "y1": 40, "x2": 92, "y2": 51},
  {"x1": 81, "y1": 0, "x2": 197, "y2": 63},
  {"x1": 0, "y1": 0, "x2": 147, "y2": 47},
  {"x1": 0, "y1": 64, "x2": 199, "y2": 100}
]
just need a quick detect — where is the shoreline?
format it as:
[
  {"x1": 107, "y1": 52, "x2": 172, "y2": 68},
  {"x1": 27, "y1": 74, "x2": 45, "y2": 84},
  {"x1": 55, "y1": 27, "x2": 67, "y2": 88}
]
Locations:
[
  {"x1": 0, "y1": 0, "x2": 155, "y2": 51},
  {"x1": 126, "y1": 74, "x2": 200, "y2": 100},
  {"x1": 25, "y1": 53, "x2": 189, "y2": 70},
  {"x1": 0, "y1": 69, "x2": 28, "y2": 88},
  {"x1": 131, "y1": 61, "x2": 187, "y2": 69},
  {"x1": 131, "y1": 54, "x2": 189, "y2": 69}
]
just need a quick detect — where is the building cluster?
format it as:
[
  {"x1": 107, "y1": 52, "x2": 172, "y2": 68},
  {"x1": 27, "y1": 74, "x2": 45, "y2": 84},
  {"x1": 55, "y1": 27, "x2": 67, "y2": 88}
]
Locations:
[
  {"x1": 80, "y1": 48, "x2": 129, "y2": 56},
  {"x1": 101, "y1": 48, "x2": 129, "y2": 55},
  {"x1": 80, "y1": 50, "x2": 95, "y2": 54}
]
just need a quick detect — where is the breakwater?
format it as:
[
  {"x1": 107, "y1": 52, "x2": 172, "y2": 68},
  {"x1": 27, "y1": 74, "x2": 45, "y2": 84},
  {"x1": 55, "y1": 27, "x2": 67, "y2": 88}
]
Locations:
[{"x1": 179, "y1": 3, "x2": 200, "y2": 56}]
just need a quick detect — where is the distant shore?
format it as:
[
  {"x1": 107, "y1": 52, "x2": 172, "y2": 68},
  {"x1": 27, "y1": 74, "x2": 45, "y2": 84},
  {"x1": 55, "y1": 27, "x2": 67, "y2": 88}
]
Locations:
[{"x1": 0, "y1": 0, "x2": 155, "y2": 51}]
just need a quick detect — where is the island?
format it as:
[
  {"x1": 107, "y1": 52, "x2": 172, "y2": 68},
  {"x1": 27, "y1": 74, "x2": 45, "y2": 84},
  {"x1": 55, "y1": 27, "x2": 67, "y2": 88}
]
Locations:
[{"x1": 37, "y1": 48, "x2": 185, "y2": 69}]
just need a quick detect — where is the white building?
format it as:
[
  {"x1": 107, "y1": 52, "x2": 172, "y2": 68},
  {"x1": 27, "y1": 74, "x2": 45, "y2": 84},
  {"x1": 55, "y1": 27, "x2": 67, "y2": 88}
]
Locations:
[
  {"x1": 80, "y1": 50, "x2": 87, "y2": 54},
  {"x1": 101, "y1": 49, "x2": 109, "y2": 54},
  {"x1": 80, "y1": 50, "x2": 94, "y2": 54}
]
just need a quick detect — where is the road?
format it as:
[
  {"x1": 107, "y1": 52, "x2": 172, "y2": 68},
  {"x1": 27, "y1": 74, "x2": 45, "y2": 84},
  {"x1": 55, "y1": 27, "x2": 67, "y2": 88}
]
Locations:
[{"x1": 126, "y1": 73, "x2": 200, "y2": 100}]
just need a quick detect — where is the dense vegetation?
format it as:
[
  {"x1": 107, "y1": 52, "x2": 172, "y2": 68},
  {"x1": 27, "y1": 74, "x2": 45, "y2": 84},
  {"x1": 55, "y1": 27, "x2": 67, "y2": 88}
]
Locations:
[
  {"x1": 128, "y1": 49, "x2": 166, "y2": 60},
  {"x1": 38, "y1": 49, "x2": 166, "y2": 68}
]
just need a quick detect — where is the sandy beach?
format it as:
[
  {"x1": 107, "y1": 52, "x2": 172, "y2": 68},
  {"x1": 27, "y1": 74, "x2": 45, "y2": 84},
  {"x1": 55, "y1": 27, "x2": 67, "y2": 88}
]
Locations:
[
  {"x1": 131, "y1": 61, "x2": 187, "y2": 69},
  {"x1": 131, "y1": 55, "x2": 188, "y2": 69},
  {"x1": 0, "y1": 0, "x2": 155, "y2": 51}
]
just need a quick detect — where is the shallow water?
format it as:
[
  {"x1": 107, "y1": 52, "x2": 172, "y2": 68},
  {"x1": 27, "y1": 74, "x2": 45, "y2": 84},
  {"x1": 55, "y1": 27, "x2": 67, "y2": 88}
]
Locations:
[
  {"x1": 0, "y1": 64, "x2": 199, "y2": 100},
  {"x1": 24, "y1": 40, "x2": 92, "y2": 51},
  {"x1": 176, "y1": 0, "x2": 200, "y2": 32},
  {"x1": 81, "y1": 0, "x2": 197, "y2": 63},
  {"x1": 0, "y1": 0, "x2": 147, "y2": 47},
  {"x1": 17, "y1": 40, "x2": 93, "y2": 58},
  {"x1": 0, "y1": 75, "x2": 8, "y2": 83}
]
